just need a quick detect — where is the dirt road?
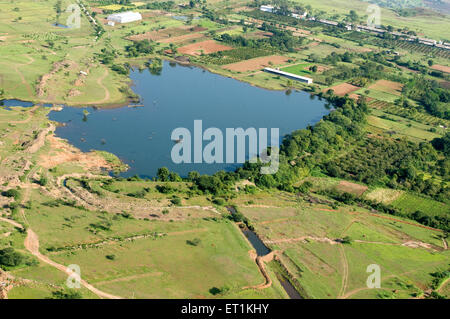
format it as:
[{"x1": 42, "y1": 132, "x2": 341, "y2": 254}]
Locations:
[{"x1": 24, "y1": 229, "x2": 122, "y2": 299}]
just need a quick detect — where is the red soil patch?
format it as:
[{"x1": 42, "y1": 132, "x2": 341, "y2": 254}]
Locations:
[
  {"x1": 348, "y1": 93, "x2": 361, "y2": 100},
  {"x1": 177, "y1": 40, "x2": 233, "y2": 56},
  {"x1": 326, "y1": 83, "x2": 360, "y2": 96},
  {"x1": 285, "y1": 26, "x2": 311, "y2": 37},
  {"x1": 440, "y1": 81, "x2": 450, "y2": 89},
  {"x1": 250, "y1": 31, "x2": 273, "y2": 39},
  {"x1": 336, "y1": 181, "x2": 368, "y2": 196},
  {"x1": 141, "y1": 10, "x2": 167, "y2": 18},
  {"x1": 431, "y1": 64, "x2": 450, "y2": 73},
  {"x1": 127, "y1": 26, "x2": 193, "y2": 42},
  {"x1": 222, "y1": 55, "x2": 290, "y2": 72},
  {"x1": 315, "y1": 208, "x2": 338, "y2": 212},
  {"x1": 91, "y1": 7, "x2": 103, "y2": 14},
  {"x1": 233, "y1": 6, "x2": 253, "y2": 12},
  {"x1": 189, "y1": 26, "x2": 208, "y2": 32},
  {"x1": 368, "y1": 79, "x2": 403, "y2": 96},
  {"x1": 158, "y1": 33, "x2": 204, "y2": 44}
]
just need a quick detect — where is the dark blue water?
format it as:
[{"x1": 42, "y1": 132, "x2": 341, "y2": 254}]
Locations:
[
  {"x1": 49, "y1": 61, "x2": 330, "y2": 178},
  {"x1": 52, "y1": 23, "x2": 71, "y2": 28},
  {"x1": 1, "y1": 99, "x2": 53, "y2": 109},
  {"x1": 1, "y1": 99, "x2": 34, "y2": 108}
]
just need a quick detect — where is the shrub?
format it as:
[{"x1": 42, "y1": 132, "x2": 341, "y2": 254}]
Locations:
[
  {"x1": 340, "y1": 236, "x2": 352, "y2": 244},
  {"x1": 51, "y1": 289, "x2": 82, "y2": 299},
  {"x1": 212, "y1": 198, "x2": 225, "y2": 206},
  {"x1": 0, "y1": 248, "x2": 24, "y2": 268},
  {"x1": 2, "y1": 189, "x2": 21, "y2": 201},
  {"x1": 186, "y1": 238, "x2": 201, "y2": 246}
]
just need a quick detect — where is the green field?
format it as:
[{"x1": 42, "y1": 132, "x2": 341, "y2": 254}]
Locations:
[
  {"x1": 392, "y1": 193, "x2": 450, "y2": 218},
  {"x1": 0, "y1": 0, "x2": 449, "y2": 301},
  {"x1": 281, "y1": 63, "x2": 314, "y2": 77},
  {"x1": 367, "y1": 110, "x2": 443, "y2": 142}
]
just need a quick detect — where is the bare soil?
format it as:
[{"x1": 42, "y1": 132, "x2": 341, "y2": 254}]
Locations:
[
  {"x1": 177, "y1": 40, "x2": 233, "y2": 56},
  {"x1": 326, "y1": 83, "x2": 360, "y2": 96},
  {"x1": 223, "y1": 55, "x2": 290, "y2": 72}
]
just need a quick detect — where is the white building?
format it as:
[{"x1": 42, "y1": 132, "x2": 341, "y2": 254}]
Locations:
[
  {"x1": 264, "y1": 68, "x2": 313, "y2": 84},
  {"x1": 260, "y1": 5, "x2": 275, "y2": 13},
  {"x1": 107, "y1": 11, "x2": 142, "y2": 24}
]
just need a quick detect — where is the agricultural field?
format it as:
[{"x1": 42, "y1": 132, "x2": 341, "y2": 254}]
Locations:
[
  {"x1": 367, "y1": 110, "x2": 443, "y2": 142},
  {"x1": 289, "y1": 0, "x2": 450, "y2": 39},
  {"x1": 281, "y1": 63, "x2": 314, "y2": 77},
  {"x1": 235, "y1": 192, "x2": 449, "y2": 299},
  {"x1": 391, "y1": 193, "x2": 450, "y2": 218},
  {"x1": 0, "y1": 0, "x2": 449, "y2": 302}
]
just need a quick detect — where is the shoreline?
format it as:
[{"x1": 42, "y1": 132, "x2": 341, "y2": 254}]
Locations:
[{"x1": 1, "y1": 54, "x2": 314, "y2": 109}]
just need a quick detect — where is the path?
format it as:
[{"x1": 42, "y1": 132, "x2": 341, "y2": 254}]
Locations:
[
  {"x1": 366, "y1": 212, "x2": 443, "y2": 232},
  {"x1": 242, "y1": 252, "x2": 274, "y2": 290},
  {"x1": 314, "y1": 208, "x2": 443, "y2": 233},
  {"x1": 23, "y1": 229, "x2": 122, "y2": 299},
  {"x1": 93, "y1": 67, "x2": 110, "y2": 104},
  {"x1": 0, "y1": 217, "x2": 23, "y2": 229},
  {"x1": 9, "y1": 105, "x2": 39, "y2": 124},
  {"x1": 1, "y1": 173, "x2": 122, "y2": 299},
  {"x1": 264, "y1": 236, "x2": 338, "y2": 245},
  {"x1": 337, "y1": 244, "x2": 349, "y2": 298},
  {"x1": 0, "y1": 54, "x2": 36, "y2": 96},
  {"x1": 437, "y1": 277, "x2": 450, "y2": 294}
]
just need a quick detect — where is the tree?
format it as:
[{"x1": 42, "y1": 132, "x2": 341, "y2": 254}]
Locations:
[
  {"x1": 188, "y1": 171, "x2": 200, "y2": 182},
  {"x1": 157, "y1": 167, "x2": 170, "y2": 181},
  {"x1": 169, "y1": 172, "x2": 182, "y2": 182},
  {"x1": 0, "y1": 248, "x2": 24, "y2": 268},
  {"x1": 51, "y1": 289, "x2": 82, "y2": 299},
  {"x1": 347, "y1": 10, "x2": 359, "y2": 23},
  {"x1": 38, "y1": 175, "x2": 48, "y2": 186}
]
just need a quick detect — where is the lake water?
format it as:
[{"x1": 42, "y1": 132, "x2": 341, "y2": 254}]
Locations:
[
  {"x1": 49, "y1": 61, "x2": 330, "y2": 178},
  {"x1": 52, "y1": 23, "x2": 71, "y2": 28}
]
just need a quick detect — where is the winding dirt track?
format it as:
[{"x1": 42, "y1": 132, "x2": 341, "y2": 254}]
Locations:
[
  {"x1": 9, "y1": 105, "x2": 39, "y2": 124},
  {"x1": 24, "y1": 229, "x2": 121, "y2": 299},
  {"x1": 337, "y1": 244, "x2": 349, "y2": 298},
  {"x1": 0, "y1": 215, "x2": 121, "y2": 299},
  {"x1": 93, "y1": 67, "x2": 110, "y2": 104}
]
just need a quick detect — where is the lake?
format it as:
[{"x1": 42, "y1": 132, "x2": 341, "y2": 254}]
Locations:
[{"x1": 49, "y1": 61, "x2": 330, "y2": 178}]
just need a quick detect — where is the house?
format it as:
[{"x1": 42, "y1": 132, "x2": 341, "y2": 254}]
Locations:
[
  {"x1": 107, "y1": 21, "x2": 115, "y2": 27},
  {"x1": 107, "y1": 11, "x2": 142, "y2": 24},
  {"x1": 260, "y1": 5, "x2": 275, "y2": 13},
  {"x1": 264, "y1": 68, "x2": 313, "y2": 84}
]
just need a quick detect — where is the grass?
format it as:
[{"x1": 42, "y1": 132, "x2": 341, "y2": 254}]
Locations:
[
  {"x1": 391, "y1": 192, "x2": 450, "y2": 218},
  {"x1": 367, "y1": 110, "x2": 443, "y2": 142},
  {"x1": 49, "y1": 219, "x2": 265, "y2": 298},
  {"x1": 281, "y1": 63, "x2": 314, "y2": 77},
  {"x1": 0, "y1": 0, "x2": 130, "y2": 106},
  {"x1": 235, "y1": 191, "x2": 449, "y2": 298},
  {"x1": 290, "y1": 0, "x2": 449, "y2": 39},
  {"x1": 364, "y1": 188, "x2": 404, "y2": 204}
]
